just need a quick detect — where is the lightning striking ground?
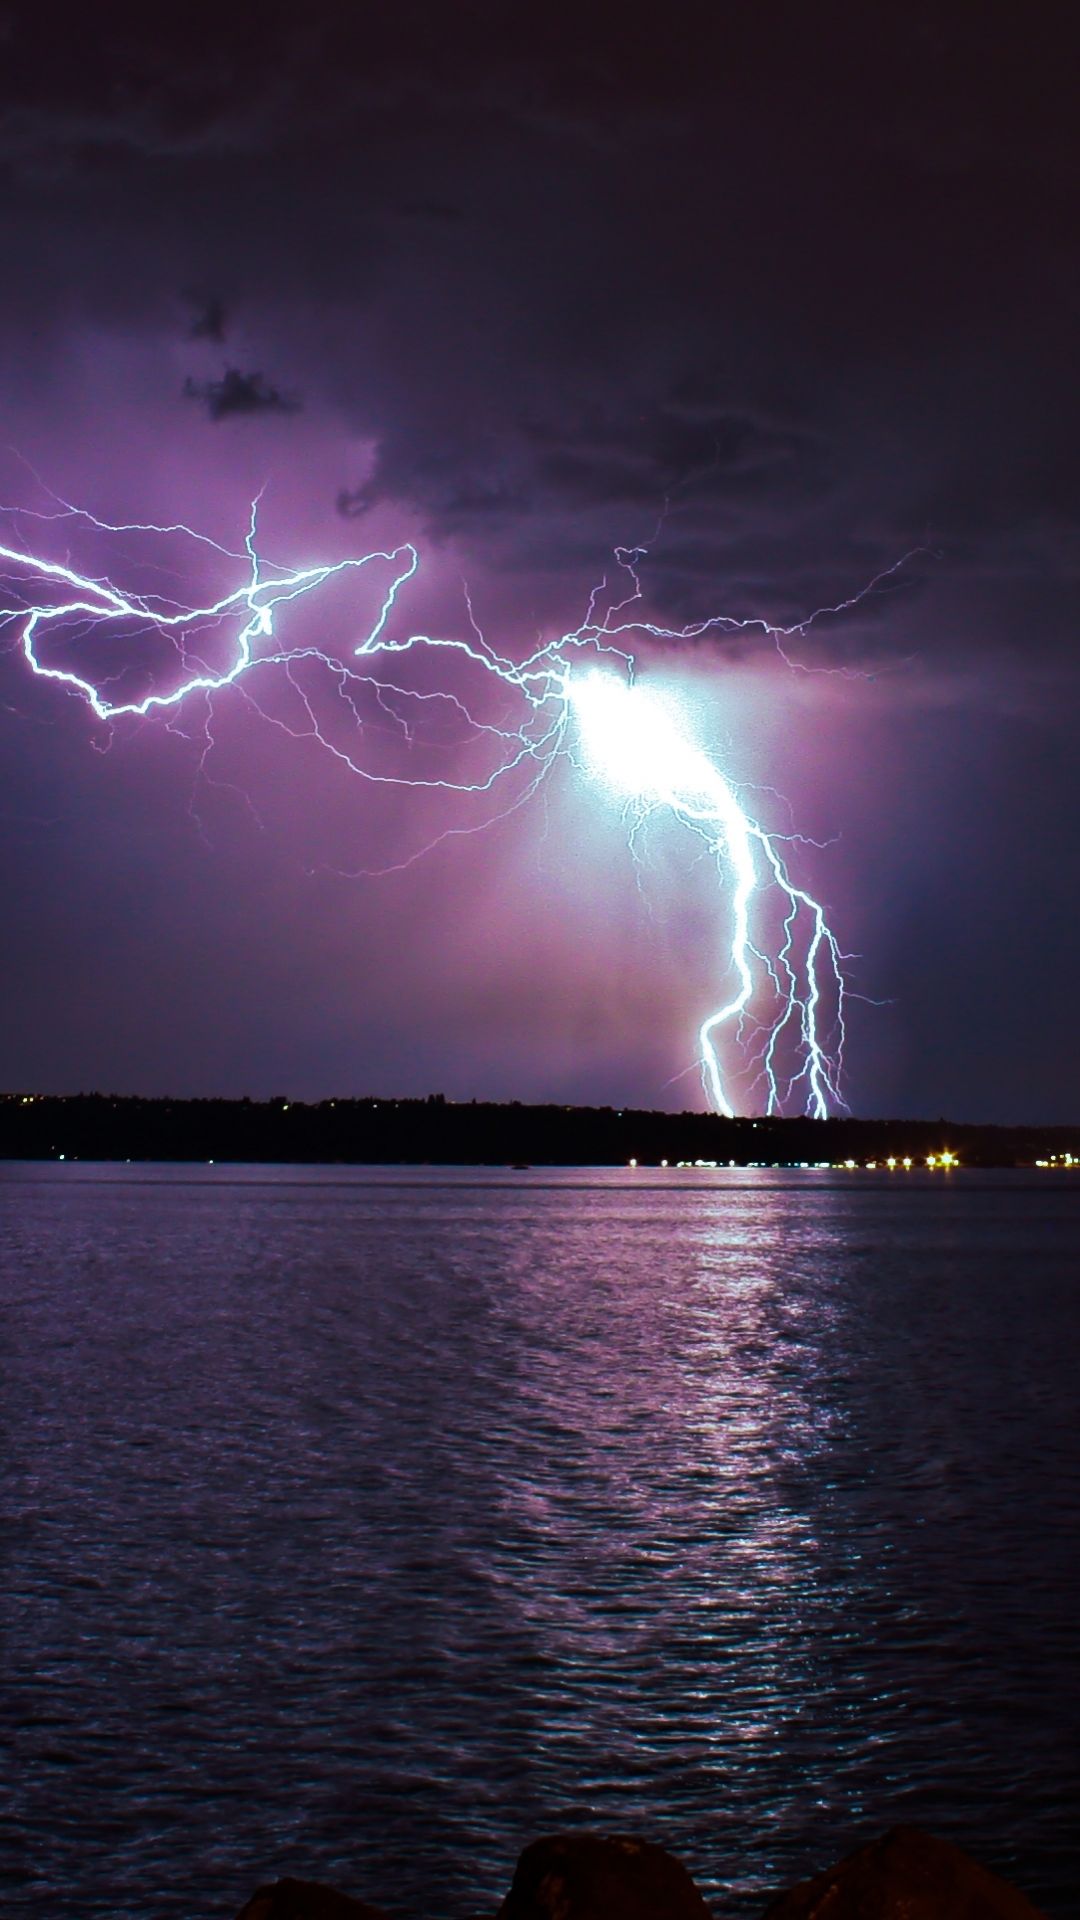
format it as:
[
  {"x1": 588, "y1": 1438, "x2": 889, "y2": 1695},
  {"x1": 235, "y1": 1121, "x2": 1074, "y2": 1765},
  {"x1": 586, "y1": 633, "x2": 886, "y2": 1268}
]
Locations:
[{"x1": 0, "y1": 500, "x2": 869, "y2": 1117}]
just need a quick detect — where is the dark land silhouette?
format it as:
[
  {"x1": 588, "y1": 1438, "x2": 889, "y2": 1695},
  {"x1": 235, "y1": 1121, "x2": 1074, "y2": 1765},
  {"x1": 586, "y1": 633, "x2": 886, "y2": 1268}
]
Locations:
[{"x1": 1, "y1": 1093, "x2": 1077, "y2": 1167}]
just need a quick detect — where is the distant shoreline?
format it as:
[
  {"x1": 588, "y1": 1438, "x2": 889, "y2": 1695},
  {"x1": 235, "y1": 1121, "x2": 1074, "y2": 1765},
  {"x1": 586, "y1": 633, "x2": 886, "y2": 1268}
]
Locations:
[{"x1": 1, "y1": 1093, "x2": 1077, "y2": 1168}]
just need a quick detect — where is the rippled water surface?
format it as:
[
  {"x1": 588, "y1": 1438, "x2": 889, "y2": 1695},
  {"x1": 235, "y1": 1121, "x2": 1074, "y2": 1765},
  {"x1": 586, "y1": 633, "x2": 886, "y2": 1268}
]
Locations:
[{"x1": 1, "y1": 1165, "x2": 1077, "y2": 1917}]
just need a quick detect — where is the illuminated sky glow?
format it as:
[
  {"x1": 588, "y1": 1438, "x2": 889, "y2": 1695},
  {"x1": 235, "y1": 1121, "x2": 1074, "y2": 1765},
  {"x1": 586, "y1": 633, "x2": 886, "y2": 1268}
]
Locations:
[
  {"x1": 567, "y1": 671, "x2": 843, "y2": 1117},
  {"x1": 2, "y1": 4, "x2": 1079, "y2": 1117},
  {"x1": 2, "y1": 501, "x2": 848, "y2": 1115}
]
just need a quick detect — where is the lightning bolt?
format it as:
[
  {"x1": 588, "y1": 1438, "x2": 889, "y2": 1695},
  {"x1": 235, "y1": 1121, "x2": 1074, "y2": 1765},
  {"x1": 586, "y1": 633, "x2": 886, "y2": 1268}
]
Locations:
[
  {"x1": 566, "y1": 671, "x2": 844, "y2": 1118},
  {"x1": 0, "y1": 498, "x2": 886, "y2": 1118}
]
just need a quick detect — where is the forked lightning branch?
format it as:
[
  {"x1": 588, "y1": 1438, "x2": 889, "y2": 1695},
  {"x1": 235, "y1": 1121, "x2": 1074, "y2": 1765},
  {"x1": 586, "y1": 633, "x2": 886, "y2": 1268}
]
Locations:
[{"x1": 0, "y1": 499, "x2": 859, "y2": 1118}]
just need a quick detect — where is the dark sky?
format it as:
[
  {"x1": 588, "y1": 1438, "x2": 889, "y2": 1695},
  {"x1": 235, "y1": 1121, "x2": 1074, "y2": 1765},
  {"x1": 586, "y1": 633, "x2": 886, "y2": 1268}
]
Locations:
[{"x1": 1, "y1": 1, "x2": 1079, "y2": 1119}]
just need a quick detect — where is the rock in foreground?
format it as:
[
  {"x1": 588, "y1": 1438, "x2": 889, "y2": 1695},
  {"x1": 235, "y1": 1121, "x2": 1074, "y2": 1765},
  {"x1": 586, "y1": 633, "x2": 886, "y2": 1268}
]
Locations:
[
  {"x1": 763, "y1": 1825, "x2": 1047, "y2": 1918},
  {"x1": 235, "y1": 1877, "x2": 389, "y2": 1920},
  {"x1": 496, "y1": 1832, "x2": 712, "y2": 1920},
  {"x1": 232, "y1": 1825, "x2": 1047, "y2": 1920}
]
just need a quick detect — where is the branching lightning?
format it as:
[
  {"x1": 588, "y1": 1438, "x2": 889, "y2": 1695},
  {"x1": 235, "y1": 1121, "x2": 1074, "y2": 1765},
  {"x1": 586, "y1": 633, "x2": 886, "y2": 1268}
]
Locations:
[
  {"x1": 566, "y1": 670, "x2": 844, "y2": 1118},
  {"x1": 0, "y1": 498, "x2": 895, "y2": 1117}
]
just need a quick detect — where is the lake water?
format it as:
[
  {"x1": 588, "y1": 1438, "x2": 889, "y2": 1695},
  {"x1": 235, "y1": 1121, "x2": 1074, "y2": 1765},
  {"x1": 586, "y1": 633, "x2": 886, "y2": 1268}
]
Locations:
[{"x1": 1, "y1": 1165, "x2": 1076, "y2": 1918}]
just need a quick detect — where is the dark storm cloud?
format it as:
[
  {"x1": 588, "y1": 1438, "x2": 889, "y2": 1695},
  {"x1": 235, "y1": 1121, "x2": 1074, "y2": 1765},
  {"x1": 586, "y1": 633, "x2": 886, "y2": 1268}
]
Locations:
[
  {"x1": 5, "y1": 1, "x2": 1076, "y2": 160},
  {"x1": 2, "y1": 1, "x2": 1080, "y2": 651},
  {"x1": 182, "y1": 368, "x2": 300, "y2": 422},
  {"x1": 395, "y1": 202, "x2": 463, "y2": 224},
  {"x1": 345, "y1": 394, "x2": 822, "y2": 522},
  {"x1": 189, "y1": 295, "x2": 227, "y2": 342}
]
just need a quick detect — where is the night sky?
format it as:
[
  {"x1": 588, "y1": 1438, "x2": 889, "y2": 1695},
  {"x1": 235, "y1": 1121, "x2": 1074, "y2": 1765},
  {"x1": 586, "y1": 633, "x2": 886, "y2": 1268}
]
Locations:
[{"x1": 2, "y1": 2, "x2": 1079, "y2": 1120}]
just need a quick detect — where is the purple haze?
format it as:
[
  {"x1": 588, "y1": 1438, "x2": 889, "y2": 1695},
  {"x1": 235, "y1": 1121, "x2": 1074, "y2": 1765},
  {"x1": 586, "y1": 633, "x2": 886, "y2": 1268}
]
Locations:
[{"x1": 1, "y1": 3, "x2": 1078, "y2": 1120}]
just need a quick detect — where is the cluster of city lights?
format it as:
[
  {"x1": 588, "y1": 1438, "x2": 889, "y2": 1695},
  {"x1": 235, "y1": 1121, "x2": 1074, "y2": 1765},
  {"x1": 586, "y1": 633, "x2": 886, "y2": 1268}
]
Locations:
[{"x1": 626, "y1": 1153, "x2": 962, "y2": 1169}]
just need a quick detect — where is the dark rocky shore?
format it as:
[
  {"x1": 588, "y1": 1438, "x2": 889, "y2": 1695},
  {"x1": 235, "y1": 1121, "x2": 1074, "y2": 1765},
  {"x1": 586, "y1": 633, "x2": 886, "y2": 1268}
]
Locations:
[{"x1": 234, "y1": 1828, "x2": 1047, "y2": 1920}]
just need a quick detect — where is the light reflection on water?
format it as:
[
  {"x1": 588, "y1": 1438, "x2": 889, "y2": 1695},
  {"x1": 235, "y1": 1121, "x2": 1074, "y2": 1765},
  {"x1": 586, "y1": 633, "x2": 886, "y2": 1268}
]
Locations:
[{"x1": 1, "y1": 1165, "x2": 1076, "y2": 1918}]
